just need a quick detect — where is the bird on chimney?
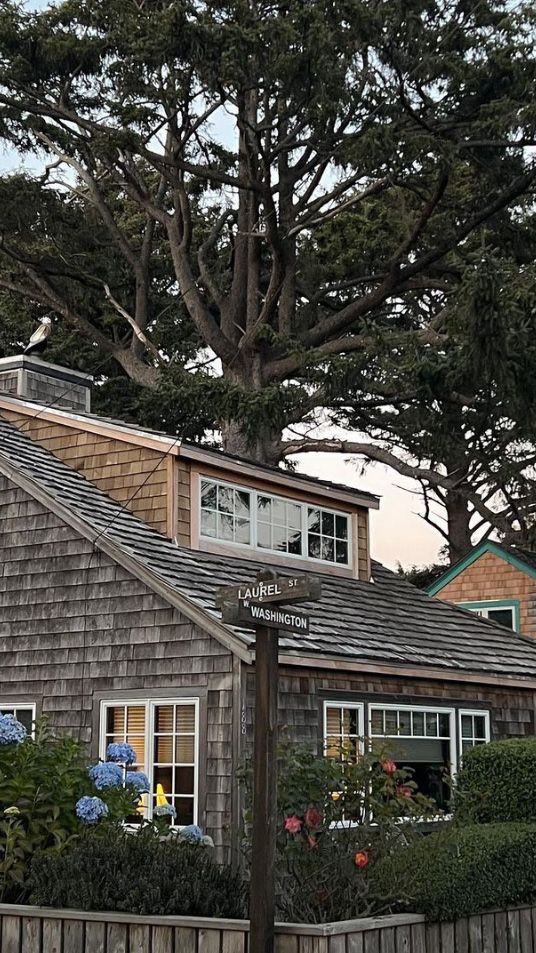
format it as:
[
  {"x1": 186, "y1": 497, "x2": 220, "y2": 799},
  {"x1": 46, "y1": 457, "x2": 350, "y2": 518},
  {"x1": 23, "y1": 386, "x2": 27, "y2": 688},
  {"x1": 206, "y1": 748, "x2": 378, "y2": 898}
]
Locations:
[{"x1": 23, "y1": 317, "x2": 52, "y2": 357}]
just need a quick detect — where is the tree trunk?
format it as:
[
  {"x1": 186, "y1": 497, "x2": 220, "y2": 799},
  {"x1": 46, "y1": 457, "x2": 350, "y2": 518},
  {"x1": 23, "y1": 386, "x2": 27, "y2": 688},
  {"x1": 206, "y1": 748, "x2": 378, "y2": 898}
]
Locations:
[
  {"x1": 445, "y1": 489, "x2": 473, "y2": 564},
  {"x1": 221, "y1": 419, "x2": 282, "y2": 467}
]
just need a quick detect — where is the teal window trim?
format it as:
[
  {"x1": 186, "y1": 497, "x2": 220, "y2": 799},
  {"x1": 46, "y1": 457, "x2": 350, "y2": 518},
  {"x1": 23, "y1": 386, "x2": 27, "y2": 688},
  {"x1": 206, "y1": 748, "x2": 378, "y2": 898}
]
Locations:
[{"x1": 458, "y1": 599, "x2": 520, "y2": 633}]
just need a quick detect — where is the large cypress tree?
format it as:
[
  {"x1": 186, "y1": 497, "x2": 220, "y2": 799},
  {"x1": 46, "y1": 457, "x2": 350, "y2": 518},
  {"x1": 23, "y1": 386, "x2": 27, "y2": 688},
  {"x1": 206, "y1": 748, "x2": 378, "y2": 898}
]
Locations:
[{"x1": 1, "y1": 0, "x2": 536, "y2": 557}]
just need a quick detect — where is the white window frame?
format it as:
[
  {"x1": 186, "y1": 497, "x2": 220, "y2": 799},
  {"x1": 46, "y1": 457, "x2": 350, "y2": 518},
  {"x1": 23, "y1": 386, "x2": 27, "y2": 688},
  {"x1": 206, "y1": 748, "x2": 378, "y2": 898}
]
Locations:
[
  {"x1": 460, "y1": 601, "x2": 518, "y2": 632},
  {"x1": 367, "y1": 702, "x2": 458, "y2": 784},
  {"x1": 0, "y1": 703, "x2": 36, "y2": 737},
  {"x1": 199, "y1": 475, "x2": 352, "y2": 568},
  {"x1": 458, "y1": 709, "x2": 490, "y2": 762},
  {"x1": 323, "y1": 700, "x2": 365, "y2": 757},
  {"x1": 99, "y1": 697, "x2": 200, "y2": 827}
]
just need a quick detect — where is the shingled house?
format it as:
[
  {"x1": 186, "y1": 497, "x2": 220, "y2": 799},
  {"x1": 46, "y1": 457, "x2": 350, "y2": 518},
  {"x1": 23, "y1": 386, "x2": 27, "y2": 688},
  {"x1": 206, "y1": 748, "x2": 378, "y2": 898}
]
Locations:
[
  {"x1": 428, "y1": 541, "x2": 536, "y2": 637},
  {"x1": 2, "y1": 355, "x2": 536, "y2": 861}
]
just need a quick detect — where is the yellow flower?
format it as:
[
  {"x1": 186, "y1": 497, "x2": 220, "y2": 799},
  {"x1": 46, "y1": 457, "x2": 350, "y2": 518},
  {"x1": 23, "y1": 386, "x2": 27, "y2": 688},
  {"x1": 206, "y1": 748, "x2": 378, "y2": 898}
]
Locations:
[
  {"x1": 3, "y1": 806, "x2": 20, "y2": 816},
  {"x1": 331, "y1": 791, "x2": 341, "y2": 801}
]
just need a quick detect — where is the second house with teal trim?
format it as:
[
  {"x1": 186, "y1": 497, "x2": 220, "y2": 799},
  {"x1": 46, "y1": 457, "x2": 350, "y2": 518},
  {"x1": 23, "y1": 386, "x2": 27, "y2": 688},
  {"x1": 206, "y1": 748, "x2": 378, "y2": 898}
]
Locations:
[{"x1": 427, "y1": 541, "x2": 536, "y2": 637}]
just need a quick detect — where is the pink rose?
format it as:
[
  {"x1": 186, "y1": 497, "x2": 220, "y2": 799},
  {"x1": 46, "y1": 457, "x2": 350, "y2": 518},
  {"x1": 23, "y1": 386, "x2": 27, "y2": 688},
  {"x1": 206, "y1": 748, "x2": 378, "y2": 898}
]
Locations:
[
  {"x1": 382, "y1": 760, "x2": 397, "y2": 775},
  {"x1": 284, "y1": 815, "x2": 302, "y2": 834},
  {"x1": 396, "y1": 784, "x2": 413, "y2": 799},
  {"x1": 304, "y1": 807, "x2": 322, "y2": 829}
]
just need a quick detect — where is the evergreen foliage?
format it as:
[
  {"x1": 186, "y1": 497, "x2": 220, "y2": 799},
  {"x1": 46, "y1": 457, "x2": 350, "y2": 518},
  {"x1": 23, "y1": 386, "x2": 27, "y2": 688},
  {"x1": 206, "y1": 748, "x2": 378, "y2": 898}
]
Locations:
[
  {"x1": 1, "y1": 0, "x2": 536, "y2": 551},
  {"x1": 454, "y1": 738, "x2": 536, "y2": 824}
]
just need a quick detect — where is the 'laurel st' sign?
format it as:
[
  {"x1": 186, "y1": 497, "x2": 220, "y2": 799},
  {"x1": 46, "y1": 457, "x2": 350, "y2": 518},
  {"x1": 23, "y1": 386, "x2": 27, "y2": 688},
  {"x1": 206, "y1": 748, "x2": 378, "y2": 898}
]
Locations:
[{"x1": 215, "y1": 572, "x2": 321, "y2": 618}]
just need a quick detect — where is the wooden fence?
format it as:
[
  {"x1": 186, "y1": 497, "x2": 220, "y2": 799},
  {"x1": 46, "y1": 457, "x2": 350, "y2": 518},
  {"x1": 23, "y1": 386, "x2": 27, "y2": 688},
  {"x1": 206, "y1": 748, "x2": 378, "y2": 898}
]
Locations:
[{"x1": 0, "y1": 903, "x2": 535, "y2": 953}]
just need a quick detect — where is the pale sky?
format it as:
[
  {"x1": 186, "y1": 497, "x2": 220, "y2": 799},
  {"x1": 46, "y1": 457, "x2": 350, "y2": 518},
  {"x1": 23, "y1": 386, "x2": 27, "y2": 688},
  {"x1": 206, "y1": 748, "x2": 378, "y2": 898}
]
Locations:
[{"x1": 0, "y1": 2, "x2": 444, "y2": 571}]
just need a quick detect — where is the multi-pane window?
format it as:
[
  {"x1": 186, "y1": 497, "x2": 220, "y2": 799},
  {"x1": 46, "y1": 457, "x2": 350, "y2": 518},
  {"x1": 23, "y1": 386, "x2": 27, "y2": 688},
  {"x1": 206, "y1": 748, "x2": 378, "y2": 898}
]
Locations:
[
  {"x1": 308, "y1": 509, "x2": 349, "y2": 564},
  {"x1": 324, "y1": 703, "x2": 363, "y2": 761},
  {"x1": 102, "y1": 700, "x2": 198, "y2": 826},
  {"x1": 257, "y1": 495, "x2": 303, "y2": 555},
  {"x1": 200, "y1": 480, "x2": 251, "y2": 545},
  {"x1": 460, "y1": 711, "x2": 490, "y2": 756},
  {"x1": 199, "y1": 478, "x2": 351, "y2": 567},
  {"x1": 0, "y1": 704, "x2": 35, "y2": 734},
  {"x1": 370, "y1": 706, "x2": 454, "y2": 809}
]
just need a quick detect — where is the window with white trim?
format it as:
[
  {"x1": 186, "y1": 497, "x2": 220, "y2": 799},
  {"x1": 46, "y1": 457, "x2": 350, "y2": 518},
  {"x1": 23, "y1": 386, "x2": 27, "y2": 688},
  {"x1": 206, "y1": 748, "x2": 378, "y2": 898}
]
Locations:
[
  {"x1": 369, "y1": 705, "x2": 454, "y2": 809},
  {"x1": 101, "y1": 699, "x2": 199, "y2": 826},
  {"x1": 200, "y1": 477, "x2": 351, "y2": 567},
  {"x1": 459, "y1": 710, "x2": 490, "y2": 756},
  {"x1": 463, "y1": 602, "x2": 517, "y2": 630},
  {"x1": 324, "y1": 702, "x2": 364, "y2": 761},
  {"x1": 0, "y1": 704, "x2": 35, "y2": 735}
]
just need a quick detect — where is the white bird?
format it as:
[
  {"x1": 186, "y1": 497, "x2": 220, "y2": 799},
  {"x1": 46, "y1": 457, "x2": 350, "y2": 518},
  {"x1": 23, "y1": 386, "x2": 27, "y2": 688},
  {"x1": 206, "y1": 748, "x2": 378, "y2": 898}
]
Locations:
[{"x1": 24, "y1": 317, "x2": 52, "y2": 357}]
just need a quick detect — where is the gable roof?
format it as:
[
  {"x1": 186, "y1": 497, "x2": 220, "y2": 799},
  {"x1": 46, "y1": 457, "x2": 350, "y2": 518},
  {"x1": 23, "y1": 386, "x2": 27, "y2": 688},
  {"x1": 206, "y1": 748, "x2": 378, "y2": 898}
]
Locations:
[
  {"x1": 0, "y1": 393, "x2": 379, "y2": 510},
  {"x1": 2, "y1": 415, "x2": 536, "y2": 686},
  {"x1": 427, "y1": 541, "x2": 536, "y2": 596}
]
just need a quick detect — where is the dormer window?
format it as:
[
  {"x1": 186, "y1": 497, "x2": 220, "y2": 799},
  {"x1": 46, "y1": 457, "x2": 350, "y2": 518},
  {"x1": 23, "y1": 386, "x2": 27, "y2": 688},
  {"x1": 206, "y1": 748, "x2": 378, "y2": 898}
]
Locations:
[{"x1": 200, "y1": 477, "x2": 351, "y2": 567}]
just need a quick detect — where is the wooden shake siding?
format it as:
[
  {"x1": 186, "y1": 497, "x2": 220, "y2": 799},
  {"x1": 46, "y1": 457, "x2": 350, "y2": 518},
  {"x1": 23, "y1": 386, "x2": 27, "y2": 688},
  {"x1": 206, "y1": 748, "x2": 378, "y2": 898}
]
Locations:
[
  {"x1": 0, "y1": 477, "x2": 233, "y2": 861},
  {"x1": 244, "y1": 667, "x2": 536, "y2": 749},
  {"x1": 0, "y1": 411, "x2": 174, "y2": 538},
  {"x1": 437, "y1": 550, "x2": 536, "y2": 638}
]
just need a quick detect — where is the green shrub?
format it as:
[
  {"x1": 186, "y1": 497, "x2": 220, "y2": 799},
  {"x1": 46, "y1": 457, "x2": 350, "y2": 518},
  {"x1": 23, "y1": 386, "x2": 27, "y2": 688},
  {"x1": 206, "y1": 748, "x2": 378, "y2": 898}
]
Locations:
[
  {"x1": 373, "y1": 822, "x2": 536, "y2": 920},
  {"x1": 239, "y1": 743, "x2": 437, "y2": 923},
  {"x1": 455, "y1": 738, "x2": 536, "y2": 823},
  {"x1": 0, "y1": 720, "x2": 146, "y2": 902},
  {"x1": 30, "y1": 826, "x2": 247, "y2": 918}
]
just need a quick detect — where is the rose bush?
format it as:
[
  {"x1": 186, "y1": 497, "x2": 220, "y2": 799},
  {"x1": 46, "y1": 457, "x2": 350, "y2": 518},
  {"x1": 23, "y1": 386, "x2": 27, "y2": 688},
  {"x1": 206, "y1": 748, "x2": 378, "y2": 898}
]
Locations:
[{"x1": 239, "y1": 742, "x2": 437, "y2": 923}]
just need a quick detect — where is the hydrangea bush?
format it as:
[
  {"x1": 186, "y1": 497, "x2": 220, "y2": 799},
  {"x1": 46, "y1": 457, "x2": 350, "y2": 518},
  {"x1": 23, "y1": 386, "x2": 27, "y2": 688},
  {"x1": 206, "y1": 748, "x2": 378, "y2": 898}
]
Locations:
[
  {"x1": 0, "y1": 719, "x2": 146, "y2": 902},
  {"x1": 239, "y1": 742, "x2": 438, "y2": 923}
]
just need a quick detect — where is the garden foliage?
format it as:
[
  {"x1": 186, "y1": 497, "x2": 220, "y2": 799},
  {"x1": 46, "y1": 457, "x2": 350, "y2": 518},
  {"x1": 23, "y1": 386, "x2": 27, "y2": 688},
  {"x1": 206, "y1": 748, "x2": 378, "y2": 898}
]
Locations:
[
  {"x1": 374, "y1": 823, "x2": 536, "y2": 921},
  {"x1": 239, "y1": 743, "x2": 437, "y2": 923},
  {"x1": 30, "y1": 826, "x2": 246, "y2": 918},
  {"x1": 454, "y1": 738, "x2": 536, "y2": 824},
  {"x1": 0, "y1": 719, "x2": 147, "y2": 902}
]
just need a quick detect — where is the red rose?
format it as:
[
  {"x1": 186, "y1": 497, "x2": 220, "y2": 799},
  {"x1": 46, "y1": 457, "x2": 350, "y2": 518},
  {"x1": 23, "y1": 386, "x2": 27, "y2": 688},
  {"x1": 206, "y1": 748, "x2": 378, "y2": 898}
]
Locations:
[
  {"x1": 382, "y1": 760, "x2": 397, "y2": 775},
  {"x1": 304, "y1": 807, "x2": 322, "y2": 828},
  {"x1": 354, "y1": 850, "x2": 369, "y2": 868},
  {"x1": 396, "y1": 784, "x2": 413, "y2": 799},
  {"x1": 284, "y1": 815, "x2": 302, "y2": 834}
]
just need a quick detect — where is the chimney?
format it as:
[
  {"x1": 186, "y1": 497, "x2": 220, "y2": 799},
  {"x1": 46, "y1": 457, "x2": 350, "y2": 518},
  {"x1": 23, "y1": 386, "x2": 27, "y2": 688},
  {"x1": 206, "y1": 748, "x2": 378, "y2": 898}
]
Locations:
[{"x1": 0, "y1": 355, "x2": 92, "y2": 413}]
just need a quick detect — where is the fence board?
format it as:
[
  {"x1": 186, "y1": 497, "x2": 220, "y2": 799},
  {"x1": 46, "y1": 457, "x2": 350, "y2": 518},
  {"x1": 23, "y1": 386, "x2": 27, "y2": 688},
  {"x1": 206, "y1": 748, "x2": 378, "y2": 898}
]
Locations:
[
  {"x1": 481, "y1": 914, "x2": 495, "y2": 953},
  {"x1": 152, "y1": 925, "x2": 174, "y2": 953},
  {"x1": 42, "y1": 918, "x2": 62, "y2": 953},
  {"x1": 85, "y1": 921, "x2": 106, "y2": 953},
  {"x1": 410, "y1": 923, "x2": 425, "y2": 953},
  {"x1": 328, "y1": 936, "x2": 345, "y2": 953},
  {"x1": 468, "y1": 916, "x2": 483, "y2": 953},
  {"x1": 455, "y1": 918, "x2": 469, "y2": 953},
  {"x1": 2, "y1": 915, "x2": 21, "y2": 953},
  {"x1": 347, "y1": 933, "x2": 364, "y2": 953},
  {"x1": 198, "y1": 928, "x2": 222, "y2": 953},
  {"x1": 441, "y1": 922, "x2": 455, "y2": 953},
  {"x1": 424, "y1": 924, "x2": 439, "y2": 953},
  {"x1": 176, "y1": 926, "x2": 199, "y2": 953},
  {"x1": 363, "y1": 931, "x2": 380, "y2": 953},
  {"x1": 222, "y1": 929, "x2": 246, "y2": 953},
  {"x1": 495, "y1": 912, "x2": 507, "y2": 953},
  {"x1": 395, "y1": 926, "x2": 411, "y2": 953},
  {"x1": 379, "y1": 927, "x2": 395, "y2": 953},
  {"x1": 64, "y1": 919, "x2": 85, "y2": 953},
  {"x1": 275, "y1": 935, "x2": 299, "y2": 953},
  {"x1": 508, "y1": 910, "x2": 521, "y2": 953},
  {"x1": 22, "y1": 916, "x2": 41, "y2": 953},
  {"x1": 107, "y1": 922, "x2": 128, "y2": 953},
  {"x1": 520, "y1": 908, "x2": 534, "y2": 953}
]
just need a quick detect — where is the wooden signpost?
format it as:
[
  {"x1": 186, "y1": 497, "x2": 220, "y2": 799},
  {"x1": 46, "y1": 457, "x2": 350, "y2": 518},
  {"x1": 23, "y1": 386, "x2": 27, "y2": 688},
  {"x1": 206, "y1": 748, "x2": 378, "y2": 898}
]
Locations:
[{"x1": 216, "y1": 569, "x2": 321, "y2": 953}]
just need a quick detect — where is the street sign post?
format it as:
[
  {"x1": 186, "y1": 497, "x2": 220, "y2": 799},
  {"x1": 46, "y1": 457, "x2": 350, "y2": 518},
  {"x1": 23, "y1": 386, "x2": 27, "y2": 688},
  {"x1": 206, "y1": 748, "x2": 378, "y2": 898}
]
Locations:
[{"x1": 216, "y1": 569, "x2": 321, "y2": 953}]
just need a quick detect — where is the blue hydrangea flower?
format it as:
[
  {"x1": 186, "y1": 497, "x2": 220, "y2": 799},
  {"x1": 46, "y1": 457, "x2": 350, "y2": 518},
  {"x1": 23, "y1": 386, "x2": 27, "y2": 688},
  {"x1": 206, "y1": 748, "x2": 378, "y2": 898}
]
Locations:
[
  {"x1": 0, "y1": 714, "x2": 27, "y2": 745},
  {"x1": 126, "y1": 771, "x2": 150, "y2": 794},
  {"x1": 154, "y1": 804, "x2": 176, "y2": 818},
  {"x1": 88, "y1": 762, "x2": 124, "y2": 789},
  {"x1": 76, "y1": 796, "x2": 109, "y2": 825},
  {"x1": 106, "y1": 742, "x2": 136, "y2": 765},
  {"x1": 179, "y1": 824, "x2": 204, "y2": 843}
]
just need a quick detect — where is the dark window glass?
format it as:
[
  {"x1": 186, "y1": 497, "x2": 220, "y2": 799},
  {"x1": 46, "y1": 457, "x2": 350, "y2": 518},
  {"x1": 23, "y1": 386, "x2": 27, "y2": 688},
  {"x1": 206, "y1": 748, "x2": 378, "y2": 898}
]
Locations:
[{"x1": 487, "y1": 608, "x2": 514, "y2": 629}]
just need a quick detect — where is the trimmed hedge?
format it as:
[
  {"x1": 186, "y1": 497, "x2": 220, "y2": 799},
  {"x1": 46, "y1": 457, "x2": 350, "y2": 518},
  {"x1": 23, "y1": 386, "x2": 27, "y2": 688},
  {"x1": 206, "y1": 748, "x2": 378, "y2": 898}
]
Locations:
[
  {"x1": 29, "y1": 827, "x2": 246, "y2": 918},
  {"x1": 455, "y1": 738, "x2": 536, "y2": 823},
  {"x1": 374, "y1": 823, "x2": 536, "y2": 921}
]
